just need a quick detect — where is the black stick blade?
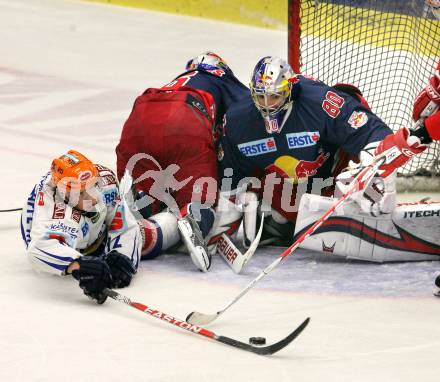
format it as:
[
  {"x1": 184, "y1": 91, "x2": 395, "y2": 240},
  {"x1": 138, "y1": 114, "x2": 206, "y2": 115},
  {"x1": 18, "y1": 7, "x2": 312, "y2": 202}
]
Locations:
[{"x1": 216, "y1": 317, "x2": 310, "y2": 355}]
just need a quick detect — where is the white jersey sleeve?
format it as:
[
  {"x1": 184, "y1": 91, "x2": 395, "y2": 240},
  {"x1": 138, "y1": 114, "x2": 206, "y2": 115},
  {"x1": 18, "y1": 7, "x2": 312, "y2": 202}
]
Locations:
[
  {"x1": 21, "y1": 173, "x2": 83, "y2": 276},
  {"x1": 21, "y1": 166, "x2": 143, "y2": 276}
]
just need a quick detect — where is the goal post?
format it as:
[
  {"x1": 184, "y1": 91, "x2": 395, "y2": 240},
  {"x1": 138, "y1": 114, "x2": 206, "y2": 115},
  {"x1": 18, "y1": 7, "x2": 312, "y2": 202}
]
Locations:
[{"x1": 287, "y1": 0, "x2": 440, "y2": 188}]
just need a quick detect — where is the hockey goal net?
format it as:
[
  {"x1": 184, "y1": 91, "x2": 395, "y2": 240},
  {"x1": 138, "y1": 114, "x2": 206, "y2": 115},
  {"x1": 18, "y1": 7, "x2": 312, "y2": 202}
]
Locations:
[{"x1": 288, "y1": 0, "x2": 440, "y2": 189}]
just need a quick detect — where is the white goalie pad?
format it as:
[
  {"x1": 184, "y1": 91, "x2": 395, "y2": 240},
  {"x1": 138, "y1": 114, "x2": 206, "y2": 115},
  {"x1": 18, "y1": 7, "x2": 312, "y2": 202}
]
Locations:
[
  {"x1": 205, "y1": 190, "x2": 243, "y2": 251},
  {"x1": 238, "y1": 191, "x2": 259, "y2": 248},
  {"x1": 215, "y1": 215, "x2": 264, "y2": 274},
  {"x1": 295, "y1": 193, "x2": 440, "y2": 262},
  {"x1": 205, "y1": 191, "x2": 263, "y2": 273}
]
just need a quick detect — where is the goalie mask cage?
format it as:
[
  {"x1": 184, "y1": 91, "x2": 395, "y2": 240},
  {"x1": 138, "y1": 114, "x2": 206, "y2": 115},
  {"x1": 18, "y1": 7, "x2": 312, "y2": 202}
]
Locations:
[{"x1": 288, "y1": 0, "x2": 440, "y2": 190}]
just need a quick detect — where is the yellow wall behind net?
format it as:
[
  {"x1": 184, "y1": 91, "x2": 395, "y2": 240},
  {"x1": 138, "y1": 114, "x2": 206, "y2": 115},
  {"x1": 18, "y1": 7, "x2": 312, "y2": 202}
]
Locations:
[
  {"x1": 86, "y1": 0, "x2": 287, "y2": 30},
  {"x1": 87, "y1": 0, "x2": 440, "y2": 57},
  {"x1": 301, "y1": 2, "x2": 440, "y2": 57}
]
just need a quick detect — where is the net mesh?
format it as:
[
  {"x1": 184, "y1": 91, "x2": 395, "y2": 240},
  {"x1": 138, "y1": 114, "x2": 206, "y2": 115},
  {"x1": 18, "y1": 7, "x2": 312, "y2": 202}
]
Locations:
[{"x1": 294, "y1": 0, "x2": 440, "y2": 176}]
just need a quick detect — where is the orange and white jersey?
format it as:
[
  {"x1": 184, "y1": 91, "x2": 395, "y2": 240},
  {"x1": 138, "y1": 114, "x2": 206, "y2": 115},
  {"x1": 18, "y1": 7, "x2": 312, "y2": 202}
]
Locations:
[{"x1": 20, "y1": 165, "x2": 142, "y2": 276}]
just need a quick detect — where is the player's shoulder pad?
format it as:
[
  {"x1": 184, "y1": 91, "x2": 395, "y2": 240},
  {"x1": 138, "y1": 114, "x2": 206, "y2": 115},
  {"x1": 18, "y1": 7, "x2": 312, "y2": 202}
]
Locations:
[
  {"x1": 222, "y1": 95, "x2": 259, "y2": 140},
  {"x1": 39, "y1": 172, "x2": 56, "y2": 198},
  {"x1": 299, "y1": 77, "x2": 364, "y2": 110},
  {"x1": 188, "y1": 68, "x2": 246, "y2": 86},
  {"x1": 95, "y1": 165, "x2": 120, "y2": 207},
  {"x1": 39, "y1": 171, "x2": 53, "y2": 189},
  {"x1": 294, "y1": 75, "x2": 328, "y2": 98},
  {"x1": 295, "y1": 75, "x2": 360, "y2": 116},
  {"x1": 181, "y1": 69, "x2": 223, "y2": 81},
  {"x1": 190, "y1": 65, "x2": 234, "y2": 78},
  {"x1": 29, "y1": 172, "x2": 56, "y2": 211}
]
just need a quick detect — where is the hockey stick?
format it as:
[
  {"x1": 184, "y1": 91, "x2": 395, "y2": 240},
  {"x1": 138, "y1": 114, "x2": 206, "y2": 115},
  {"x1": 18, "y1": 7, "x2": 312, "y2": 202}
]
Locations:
[
  {"x1": 0, "y1": 208, "x2": 22, "y2": 212},
  {"x1": 103, "y1": 288, "x2": 310, "y2": 355},
  {"x1": 216, "y1": 213, "x2": 265, "y2": 273},
  {"x1": 186, "y1": 161, "x2": 383, "y2": 326}
]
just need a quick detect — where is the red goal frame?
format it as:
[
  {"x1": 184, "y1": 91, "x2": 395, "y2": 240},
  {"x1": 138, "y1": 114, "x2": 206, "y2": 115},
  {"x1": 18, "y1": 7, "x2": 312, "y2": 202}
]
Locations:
[{"x1": 287, "y1": 0, "x2": 301, "y2": 73}]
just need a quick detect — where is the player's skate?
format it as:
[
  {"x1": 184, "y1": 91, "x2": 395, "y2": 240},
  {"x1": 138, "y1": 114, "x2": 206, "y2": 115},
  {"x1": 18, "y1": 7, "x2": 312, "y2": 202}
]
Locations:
[
  {"x1": 434, "y1": 275, "x2": 440, "y2": 297},
  {"x1": 178, "y1": 213, "x2": 211, "y2": 272}
]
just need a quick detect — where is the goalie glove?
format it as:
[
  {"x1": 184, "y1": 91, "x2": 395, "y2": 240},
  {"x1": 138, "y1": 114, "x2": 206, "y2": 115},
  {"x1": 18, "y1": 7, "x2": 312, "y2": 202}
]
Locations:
[
  {"x1": 413, "y1": 59, "x2": 440, "y2": 122},
  {"x1": 374, "y1": 127, "x2": 428, "y2": 178},
  {"x1": 337, "y1": 127, "x2": 428, "y2": 215},
  {"x1": 424, "y1": 110, "x2": 440, "y2": 141},
  {"x1": 336, "y1": 142, "x2": 397, "y2": 216}
]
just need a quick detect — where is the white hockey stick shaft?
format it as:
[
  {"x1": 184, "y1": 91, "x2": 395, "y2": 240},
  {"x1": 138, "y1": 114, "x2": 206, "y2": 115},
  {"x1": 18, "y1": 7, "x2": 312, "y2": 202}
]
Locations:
[{"x1": 186, "y1": 161, "x2": 382, "y2": 325}]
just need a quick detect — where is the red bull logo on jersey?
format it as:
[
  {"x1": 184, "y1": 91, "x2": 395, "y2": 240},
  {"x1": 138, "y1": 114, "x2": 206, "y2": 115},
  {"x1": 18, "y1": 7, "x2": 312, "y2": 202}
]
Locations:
[
  {"x1": 238, "y1": 137, "x2": 277, "y2": 157},
  {"x1": 266, "y1": 152, "x2": 330, "y2": 183},
  {"x1": 295, "y1": 152, "x2": 330, "y2": 178},
  {"x1": 286, "y1": 131, "x2": 320, "y2": 149},
  {"x1": 348, "y1": 111, "x2": 368, "y2": 129}
]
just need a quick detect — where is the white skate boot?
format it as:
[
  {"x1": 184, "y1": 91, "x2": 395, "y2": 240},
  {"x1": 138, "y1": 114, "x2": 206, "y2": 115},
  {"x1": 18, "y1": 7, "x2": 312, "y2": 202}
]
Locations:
[{"x1": 177, "y1": 213, "x2": 211, "y2": 272}]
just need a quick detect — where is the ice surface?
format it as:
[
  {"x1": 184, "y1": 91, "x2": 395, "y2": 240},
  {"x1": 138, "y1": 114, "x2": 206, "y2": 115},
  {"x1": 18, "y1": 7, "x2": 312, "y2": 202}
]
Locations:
[{"x1": 1, "y1": 1, "x2": 440, "y2": 381}]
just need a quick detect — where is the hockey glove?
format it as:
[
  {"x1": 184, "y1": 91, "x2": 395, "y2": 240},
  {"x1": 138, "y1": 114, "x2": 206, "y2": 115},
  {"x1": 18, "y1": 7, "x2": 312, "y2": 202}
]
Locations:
[
  {"x1": 374, "y1": 127, "x2": 428, "y2": 178},
  {"x1": 413, "y1": 59, "x2": 440, "y2": 121},
  {"x1": 336, "y1": 141, "x2": 395, "y2": 215},
  {"x1": 337, "y1": 127, "x2": 428, "y2": 215},
  {"x1": 424, "y1": 110, "x2": 440, "y2": 141},
  {"x1": 103, "y1": 250, "x2": 136, "y2": 289},
  {"x1": 72, "y1": 256, "x2": 113, "y2": 304}
]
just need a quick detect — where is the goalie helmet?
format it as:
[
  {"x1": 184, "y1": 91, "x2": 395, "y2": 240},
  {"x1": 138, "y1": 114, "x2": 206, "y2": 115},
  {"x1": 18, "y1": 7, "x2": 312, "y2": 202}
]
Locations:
[
  {"x1": 51, "y1": 150, "x2": 98, "y2": 191},
  {"x1": 186, "y1": 51, "x2": 232, "y2": 74},
  {"x1": 250, "y1": 56, "x2": 296, "y2": 133}
]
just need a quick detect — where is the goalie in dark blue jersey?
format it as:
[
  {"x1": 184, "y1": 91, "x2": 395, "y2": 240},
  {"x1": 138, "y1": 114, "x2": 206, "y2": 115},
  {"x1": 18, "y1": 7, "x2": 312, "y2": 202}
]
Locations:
[{"x1": 218, "y1": 56, "x2": 440, "y2": 271}]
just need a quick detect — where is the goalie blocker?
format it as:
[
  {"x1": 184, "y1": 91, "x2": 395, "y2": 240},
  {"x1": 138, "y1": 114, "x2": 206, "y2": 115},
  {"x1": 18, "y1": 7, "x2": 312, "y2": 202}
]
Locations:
[{"x1": 295, "y1": 193, "x2": 440, "y2": 262}]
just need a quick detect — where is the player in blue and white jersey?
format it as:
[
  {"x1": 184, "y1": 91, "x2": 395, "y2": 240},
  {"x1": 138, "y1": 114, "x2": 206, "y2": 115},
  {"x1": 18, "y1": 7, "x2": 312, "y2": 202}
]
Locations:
[{"x1": 21, "y1": 150, "x2": 143, "y2": 303}]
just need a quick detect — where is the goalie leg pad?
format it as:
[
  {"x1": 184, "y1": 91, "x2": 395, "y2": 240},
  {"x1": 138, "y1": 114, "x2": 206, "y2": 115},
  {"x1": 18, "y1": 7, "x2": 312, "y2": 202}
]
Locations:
[
  {"x1": 205, "y1": 191, "x2": 265, "y2": 273},
  {"x1": 205, "y1": 191, "x2": 244, "y2": 249},
  {"x1": 295, "y1": 193, "x2": 440, "y2": 262},
  {"x1": 238, "y1": 191, "x2": 259, "y2": 248}
]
